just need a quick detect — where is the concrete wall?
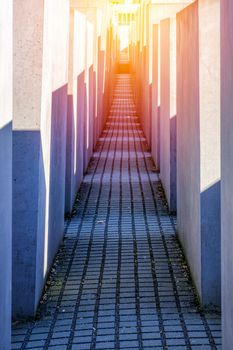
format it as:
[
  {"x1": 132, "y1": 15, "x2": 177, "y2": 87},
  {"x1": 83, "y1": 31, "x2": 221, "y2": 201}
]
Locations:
[
  {"x1": 0, "y1": 1, "x2": 12, "y2": 348},
  {"x1": 160, "y1": 18, "x2": 176, "y2": 212},
  {"x1": 66, "y1": 8, "x2": 86, "y2": 214},
  {"x1": 84, "y1": 14, "x2": 95, "y2": 171},
  {"x1": 13, "y1": 0, "x2": 70, "y2": 318},
  {"x1": 221, "y1": 0, "x2": 233, "y2": 347},
  {"x1": 177, "y1": 1, "x2": 200, "y2": 296},
  {"x1": 66, "y1": 7, "x2": 78, "y2": 214},
  {"x1": 141, "y1": 4, "x2": 151, "y2": 147},
  {"x1": 151, "y1": 24, "x2": 160, "y2": 169},
  {"x1": 177, "y1": 0, "x2": 220, "y2": 306}
]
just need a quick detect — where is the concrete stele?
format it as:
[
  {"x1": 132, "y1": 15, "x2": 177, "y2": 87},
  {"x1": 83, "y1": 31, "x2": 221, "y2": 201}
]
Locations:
[
  {"x1": 13, "y1": 0, "x2": 70, "y2": 318},
  {"x1": 160, "y1": 17, "x2": 177, "y2": 212},
  {"x1": 151, "y1": 24, "x2": 160, "y2": 169},
  {"x1": 176, "y1": 0, "x2": 220, "y2": 306},
  {"x1": 221, "y1": 0, "x2": 233, "y2": 347},
  {"x1": 0, "y1": 0, "x2": 12, "y2": 348}
]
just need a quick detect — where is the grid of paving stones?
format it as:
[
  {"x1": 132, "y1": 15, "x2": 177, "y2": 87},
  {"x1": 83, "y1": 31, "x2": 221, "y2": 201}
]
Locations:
[{"x1": 12, "y1": 74, "x2": 221, "y2": 350}]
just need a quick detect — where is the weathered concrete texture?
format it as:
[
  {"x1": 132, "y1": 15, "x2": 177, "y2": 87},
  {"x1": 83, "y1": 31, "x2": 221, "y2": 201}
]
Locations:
[
  {"x1": 221, "y1": 0, "x2": 233, "y2": 347},
  {"x1": 177, "y1": 0, "x2": 220, "y2": 306},
  {"x1": 160, "y1": 18, "x2": 176, "y2": 212},
  {"x1": 13, "y1": 0, "x2": 69, "y2": 318},
  {"x1": 0, "y1": 1, "x2": 12, "y2": 347}
]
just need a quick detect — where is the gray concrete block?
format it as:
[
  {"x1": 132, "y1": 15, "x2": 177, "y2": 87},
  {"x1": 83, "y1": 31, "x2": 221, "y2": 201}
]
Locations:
[
  {"x1": 151, "y1": 24, "x2": 160, "y2": 170},
  {"x1": 221, "y1": 0, "x2": 233, "y2": 347},
  {"x1": 12, "y1": 0, "x2": 70, "y2": 318},
  {"x1": 0, "y1": 1, "x2": 12, "y2": 348},
  {"x1": 176, "y1": 0, "x2": 220, "y2": 306},
  {"x1": 160, "y1": 18, "x2": 177, "y2": 212}
]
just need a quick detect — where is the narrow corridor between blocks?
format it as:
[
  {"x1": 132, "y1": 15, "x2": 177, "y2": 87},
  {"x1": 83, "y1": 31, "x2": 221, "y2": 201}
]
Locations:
[{"x1": 12, "y1": 74, "x2": 221, "y2": 350}]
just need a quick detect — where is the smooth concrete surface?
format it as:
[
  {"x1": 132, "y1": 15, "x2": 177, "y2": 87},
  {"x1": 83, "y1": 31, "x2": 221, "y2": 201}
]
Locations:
[
  {"x1": 66, "y1": 8, "x2": 86, "y2": 214},
  {"x1": 84, "y1": 17, "x2": 95, "y2": 171},
  {"x1": 97, "y1": 45, "x2": 106, "y2": 136},
  {"x1": 12, "y1": 131, "x2": 41, "y2": 317},
  {"x1": 150, "y1": 2, "x2": 193, "y2": 24},
  {"x1": 141, "y1": 5, "x2": 151, "y2": 148},
  {"x1": 177, "y1": 0, "x2": 220, "y2": 306},
  {"x1": 221, "y1": 0, "x2": 233, "y2": 347},
  {"x1": 13, "y1": 0, "x2": 69, "y2": 318},
  {"x1": 160, "y1": 18, "x2": 176, "y2": 212},
  {"x1": 0, "y1": 1, "x2": 12, "y2": 348},
  {"x1": 66, "y1": 8, "x2": 77, "y2": 214},
  {"x1": 151, "y1": 24, "x2": 160, "y2": 170}
]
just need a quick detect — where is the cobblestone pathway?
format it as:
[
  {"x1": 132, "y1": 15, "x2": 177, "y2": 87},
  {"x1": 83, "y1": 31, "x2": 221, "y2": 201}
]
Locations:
[{"x1": 12, "y1": 74, "x2": 221, "y2": 350}]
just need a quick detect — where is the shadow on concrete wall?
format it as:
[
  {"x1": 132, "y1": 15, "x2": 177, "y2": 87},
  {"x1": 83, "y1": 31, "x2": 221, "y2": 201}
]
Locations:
[
  {"x1": 13, "y1": 83, "x2": 69, "y2": 319},
  {"x1": 0, "y1": 121, "x2": 12, "y2": 348},
  {"x1": 86, "y1": 66, "x2": 98, "y2": 171},
  {"x1": 200, "y1": 180, "x2": 221, "y2": 306},
  {"x1": 151, "y1": 105, "x2": 160, "y2": 171},
  {"x1": 170, "y1": 115, "x2": 177, "y2": 213},
  {"x1": 48, "y1": 84, "x2": 68, "y2": 270},
  {"x1": 65, "y1": 70, "x2": 86, "y2": 216},
  {"x1": 157, "y1": 106, "x2": 160, "y2": 170},
  {"x1": 84, "y1": 74, "x2": 88, "y2": 174},
  {"x1": 65, "y1": 67, "x2": 96, "y2": 217},
  {"x1": 12, "y1": 129, "x2": 46, "y2": 318},
  {"x1": 98, "y1": 45, "x2": 108, "y2": 134},
  {"x1": 77, "y1": 71, "x2": 85, "y2": 183},
  {"x1": 65, "y1": 61, "x2": 107, "y2": 217},
  {"x1": 87, "y1": 65, "x2": 94, "y2": 169},
  {"x1": 149, "y1": 83, "x2": 152, "y2": 146},
  {"x1": 93, "y1": 70, "x2": 98, "y2": 147},
  {"x1": 13, "y1": 40, "x2": 112, "y2": 316},
  {"x1": 65, "y1": 94, "x2": 75, "y2": 214}
]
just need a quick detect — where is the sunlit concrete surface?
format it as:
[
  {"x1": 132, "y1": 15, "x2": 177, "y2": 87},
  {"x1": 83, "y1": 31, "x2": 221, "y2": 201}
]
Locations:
[
  {"x1": 176, "y1": 0, "x2": 221, "y2": 306},
  {"x1": 12, "y1": 73, "x2": 221, "y2": 350},
  {"x1": 0, "y1": 1, "x2": 12, "y2": 349}
]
